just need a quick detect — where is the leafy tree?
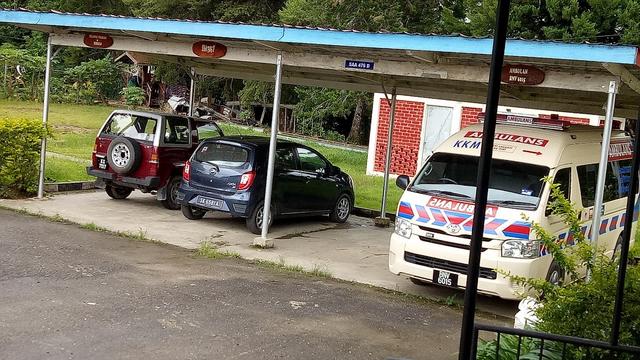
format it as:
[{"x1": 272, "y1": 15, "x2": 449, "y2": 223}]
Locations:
[
  {"x1": 280, "y1": 0, "x2": 441, "y2": 143},
  {"x1": 0, "y1": 43, "x2": 45, "y2": 100},
  {"x1": 448, "y1": 0, "x2": 640, "y2": 45},
  {"x1": 64, "y1": 56, "x2": 123, "y2": 103}
]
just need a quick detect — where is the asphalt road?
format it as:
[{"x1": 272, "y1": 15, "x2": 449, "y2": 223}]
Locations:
[{"x1": 0, "y1": 209, "x2": 485, "y2": 360}]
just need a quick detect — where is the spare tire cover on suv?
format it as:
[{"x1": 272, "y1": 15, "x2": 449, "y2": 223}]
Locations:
[{"x1": 107, "y1": 136, "x2": 142, "y2": 175}]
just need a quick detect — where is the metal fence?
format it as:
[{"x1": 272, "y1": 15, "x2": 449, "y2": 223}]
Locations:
[{"x1": 472, "y1": 324, "x2": 640, "y2": 360}]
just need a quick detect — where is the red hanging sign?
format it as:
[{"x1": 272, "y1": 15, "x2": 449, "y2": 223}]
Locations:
[
  {"x1": 192, "y1": 41, "x2": 227, "y2": 58},
  {"x1": 501, "y1": 64, "x2": 545, "y2": 85},
  {"x1": 83, "y1": 33, "x2": 114, "y2": 49}
]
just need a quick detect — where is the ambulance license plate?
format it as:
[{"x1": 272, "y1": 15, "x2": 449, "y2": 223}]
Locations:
[{"x1": 433, "y1": 270, "x2": 458, "y2": 288}]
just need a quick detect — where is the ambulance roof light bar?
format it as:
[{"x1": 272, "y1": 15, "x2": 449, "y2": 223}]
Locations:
[{"x1": 477, "y1": 112, "x2": 570, "y2": 131}]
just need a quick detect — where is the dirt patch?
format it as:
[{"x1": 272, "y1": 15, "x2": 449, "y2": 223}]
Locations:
[{"x1": 52, "y1": 125, "x2": 94, "y2": 134}]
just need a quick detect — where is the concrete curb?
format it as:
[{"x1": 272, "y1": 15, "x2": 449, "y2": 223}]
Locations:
[
  {"x1": 44, "y1": 181, "x2": 96, "y2": 193},
  {"x1": 353, "y1": 207, "x2": 396, "y2": 222}
]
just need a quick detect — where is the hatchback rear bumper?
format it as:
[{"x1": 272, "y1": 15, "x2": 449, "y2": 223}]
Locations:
[
  {"x1": 177, "y1": 180, "x2": 254, "y2": 217},
  {"x1": 86, "y1": 167, "x2": 160, "y2": 188}
]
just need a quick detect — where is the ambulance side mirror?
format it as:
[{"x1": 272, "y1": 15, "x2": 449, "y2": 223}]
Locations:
[{"x1": 396, "y1": 175, "x2": 410, "y2": 190}]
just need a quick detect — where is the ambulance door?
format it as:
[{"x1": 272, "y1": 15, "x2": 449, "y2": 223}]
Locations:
[
  {"x1": 546, "y1": 167, "x2": 573, "y2": 237},
  {"x1": 576, "y1": 161, "x2": 631, "y2": 254}
]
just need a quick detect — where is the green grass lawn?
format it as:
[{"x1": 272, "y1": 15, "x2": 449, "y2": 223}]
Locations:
[
  {"x1": 45, "y1": 156, "x2": 93, "y2": 182},
  {"x1": 0, "y1": 100, "x2": 402, "y2": 212}
]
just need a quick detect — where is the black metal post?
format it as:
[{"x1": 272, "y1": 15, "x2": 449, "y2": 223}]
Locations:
[
  {"x1": 611, "y1": 113, "x2": 640, "y2": 346},
  {"x1": 458, "y1": 0, "x2": 511, "y2": 359}
]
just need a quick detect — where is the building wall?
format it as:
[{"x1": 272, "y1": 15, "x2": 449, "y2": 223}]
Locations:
[
  {"x1": 372, "y1": 99, "x2": 425, "y2": 176},
  {"x1": 366, "y1": 94, "x2": 606, "y2": 177},
  {"x1": 461, "y1": 106, "x2": 483, "y2": 128}
]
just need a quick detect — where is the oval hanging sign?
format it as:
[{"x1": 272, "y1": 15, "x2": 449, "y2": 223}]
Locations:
[
  {"x1": 501, "y1": 64, "x2": 545, "y2": 85},
  {"x1": 192, "y1": 41, "x2": 227, "y2": 58},
  {"x1": 83, "y1": 33, "x2": 114, "y2": 49}
]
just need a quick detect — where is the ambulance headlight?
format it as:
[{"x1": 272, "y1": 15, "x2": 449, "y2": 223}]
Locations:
[
  {"x1": 394, "y1": 219, "x2": 413, "y2": 239},
  {"x1": 501, "y1": 240, "x2": 540, "y2": 259}
]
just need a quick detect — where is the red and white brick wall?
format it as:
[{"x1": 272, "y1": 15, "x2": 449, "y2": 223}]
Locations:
[
  {"x1": 367, "y1": 93, "x2": 610, "y2": 177},
  {"x1": 372, "y1": 98, "x2": 425, "y2": 176},
  {"x1": 461, "y1": 106, "x2": 483, "y2": 128}
]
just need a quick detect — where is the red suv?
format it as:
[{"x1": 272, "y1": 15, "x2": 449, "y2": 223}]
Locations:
[{"x1": 87, "y1": 110, "x2": 224, "y2": 209}]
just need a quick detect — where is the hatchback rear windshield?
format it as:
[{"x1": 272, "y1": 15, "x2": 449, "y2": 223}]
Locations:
[
  {"x1": 195, "y1": 143, "x2": 250, "y2": 167},
  {"x1": 412, "y1": 153, "x2": 550, "y2": 210}
]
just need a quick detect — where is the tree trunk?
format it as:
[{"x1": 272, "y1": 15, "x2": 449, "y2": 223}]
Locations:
[
  {"x1": 259, "y1": 105, "x2": 266, "y2": 126},
  {"x1": 347, "y1": 98, "x2": 364, "y2": 144}
]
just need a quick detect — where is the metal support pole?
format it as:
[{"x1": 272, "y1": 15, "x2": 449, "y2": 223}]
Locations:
[
  {"x1": 37, "y1": 36, "x2": 53, "y2": 199},
  {"x1": 256, "y1": 53, "x2": 283, "y2": 245},
  {"x1": 611, "y1": 114, "x2": 640, "y2": 346},
  {"x1": 188, "y1": 68, "x2": 196, "y2": 117},
  {"x1": 591, "y1": 81, "x2": 618, "y2": 249},
  {"x1": 379, "y1": 88, "x2": 397, "y2": 223},
  {"x1": 458, "y1": 0, "x2": 510, "y2": 359}
]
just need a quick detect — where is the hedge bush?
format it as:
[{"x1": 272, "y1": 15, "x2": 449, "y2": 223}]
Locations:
[{"x1": 0, "y1": 117, "x2": 48, "y2": 198}]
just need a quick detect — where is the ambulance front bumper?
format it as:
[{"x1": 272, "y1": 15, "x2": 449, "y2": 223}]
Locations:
[{"x1": 388, "y1": 232, "x2": 550, "y2": 300}]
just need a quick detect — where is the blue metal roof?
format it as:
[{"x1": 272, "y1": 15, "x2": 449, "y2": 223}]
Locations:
[{"x1": 1, "y1": 9, "x2": 638, "y2": 65}]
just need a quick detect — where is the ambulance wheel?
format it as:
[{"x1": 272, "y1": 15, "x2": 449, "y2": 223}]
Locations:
[
  {"x1": 613, "y1": 235, "x2": 623, "y2": 260},
  {"x1": 546, "y1": 262, "x2": 564, "y2": 286}
]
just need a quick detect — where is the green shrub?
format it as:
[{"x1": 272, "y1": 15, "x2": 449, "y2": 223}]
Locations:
[
  {"x1": 476, "y1": 334, "x2": 563, "y2": 359},
  {"x1": 120, "y1": 86, "x2": 145, "y2": 107},
  {"x1": 0, "y1": 117, "x2": 48, "y2": 198},
  {"x1": 481, "y1": 179, "x2": 640, "y2": 359}
]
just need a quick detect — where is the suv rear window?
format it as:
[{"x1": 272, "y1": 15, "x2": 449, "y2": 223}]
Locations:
[
  {"x1": 196, "y1": 143, "x2": 249, "y2": 167},
  {"x1": 103, "y1": 113, "x2": 157, "y2": 142}
]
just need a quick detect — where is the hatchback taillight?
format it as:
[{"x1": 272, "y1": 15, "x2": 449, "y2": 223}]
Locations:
[
  {"x1": 183, "y1": 161, "x2": 191, "y2": 181},
  {"x1": 238, "y1": 171, "x2": 255, "y2": 191}
]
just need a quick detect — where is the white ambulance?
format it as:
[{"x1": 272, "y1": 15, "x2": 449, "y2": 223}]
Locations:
[{"x1": 388, "y1": 115, "x2": 637, "y2": 300}]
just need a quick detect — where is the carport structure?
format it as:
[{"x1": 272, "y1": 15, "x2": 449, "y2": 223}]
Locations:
[{"x1": 2, "y1": 7, "x2": 640, "y2": 358}]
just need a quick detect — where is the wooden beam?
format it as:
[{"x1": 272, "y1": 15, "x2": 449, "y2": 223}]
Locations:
[{"x1": 602, "y1": 63, "x2": 640, "y2": 95}]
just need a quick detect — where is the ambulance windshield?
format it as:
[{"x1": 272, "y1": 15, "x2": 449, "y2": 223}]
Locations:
[{"x1": 411, "y1": 153, "x2": 549, "y2": 209}]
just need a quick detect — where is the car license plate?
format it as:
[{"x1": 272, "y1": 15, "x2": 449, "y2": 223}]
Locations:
[
  {"x1": 97, "y1": 156, "x2": 108, "y2": 170},
  {"x1": 433, "y1": 270, "x2": 458, "y2": 288},
  {"x1": 196, "y1": 196, "x2": 223, "y2": 209}
]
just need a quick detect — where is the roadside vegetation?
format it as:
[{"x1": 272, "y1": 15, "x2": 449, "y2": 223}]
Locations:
[
  {"x1": 0, "y1": 99, "x2": 402, "y2": 211},
  {"x1": 477, "y1": 181, "x2": 640, "y2": 359},
  {"x1": 0, "y1": 116, "x2": 47, "y2": 197}
]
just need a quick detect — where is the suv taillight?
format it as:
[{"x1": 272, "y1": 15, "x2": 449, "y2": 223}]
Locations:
[
  {"x1": 150, "y1": 151, "x2": 159, "y2": 164},
  {"x1": 238, "y1": 171, "x2": 255, "y2": 191},
  {"x1": 183, "y1": 161, "x2": 191, "y2": 181}
]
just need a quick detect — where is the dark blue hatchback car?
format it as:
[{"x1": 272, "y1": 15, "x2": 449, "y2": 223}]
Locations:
[{"x1": 177, "y1": 136, "x2": 354, "y2": 234}]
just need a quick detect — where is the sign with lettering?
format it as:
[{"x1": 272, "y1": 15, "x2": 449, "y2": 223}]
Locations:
[
  {"x1": 192, "y1": 41, "x2": 227, "y2": 58},
  {"x1": 501, "y1": 64, "x2": 545, "y2": 85},
  {"x1": 427, "y1": 196, "x2": 498, "y2": 217},
  {"x1": 344, "y1": 60, "x2": 374, "y2": 70},
  {"x1": 465, "y1": 131, "x2": 549, "y2": 147},
  {"x1": 83, "y1": 33, "x2": 113, "y2": 49},
  {"x1": 609, "y1": 139, "x2": 633, "y2": 161}
]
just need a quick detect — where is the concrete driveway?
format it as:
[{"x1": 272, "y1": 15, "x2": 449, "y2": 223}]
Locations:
[{"x1": 0, "y1": 190, "x2": 518, "y2": 318}]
